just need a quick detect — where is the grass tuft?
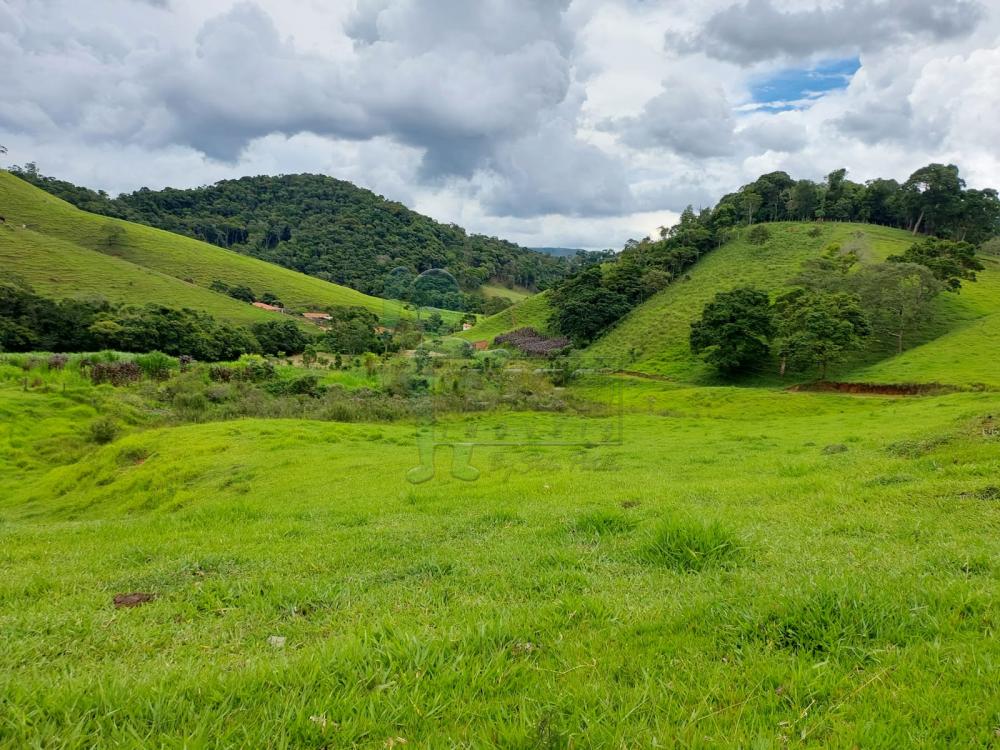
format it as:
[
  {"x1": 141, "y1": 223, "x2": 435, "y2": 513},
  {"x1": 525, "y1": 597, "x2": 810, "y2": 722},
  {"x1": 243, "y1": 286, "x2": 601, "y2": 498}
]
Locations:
[
  {"x1": 638, "y1": 518, "x2": 744, "y2": 571},
  {"x1": 748, "y1": 586, "x2": 937, "y2": 657}
]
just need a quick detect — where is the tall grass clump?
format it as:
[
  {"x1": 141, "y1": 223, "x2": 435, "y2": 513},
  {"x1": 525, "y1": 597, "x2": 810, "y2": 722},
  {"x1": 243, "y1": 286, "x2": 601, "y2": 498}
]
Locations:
[
  {"x1": 639, "y1": 517, "x2": 744, "y2": 571},
  {"x1": 748, "y1": 584, "x2": 939, "y2": 657}
]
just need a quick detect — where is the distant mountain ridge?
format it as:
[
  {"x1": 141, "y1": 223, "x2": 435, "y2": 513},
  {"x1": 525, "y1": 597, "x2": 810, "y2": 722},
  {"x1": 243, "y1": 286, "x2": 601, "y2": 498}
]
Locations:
[{"x1": 8, "y1": 169, "x2": 571, "y2": 309}]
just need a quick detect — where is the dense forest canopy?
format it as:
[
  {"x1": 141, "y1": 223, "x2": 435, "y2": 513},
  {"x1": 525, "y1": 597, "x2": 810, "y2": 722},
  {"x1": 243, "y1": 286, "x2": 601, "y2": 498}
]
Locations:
[
  {"x1": 6, "y1": 169, "x2": 575, "y2": 310},
  {"x1": 547, "y1": 164, "x2": 999, "y2": 347}
]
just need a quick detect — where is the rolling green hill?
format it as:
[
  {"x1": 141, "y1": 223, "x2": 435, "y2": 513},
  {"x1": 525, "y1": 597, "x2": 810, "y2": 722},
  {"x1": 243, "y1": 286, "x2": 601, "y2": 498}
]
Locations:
[
  {"x1": 9, "y1": 170, "x2": 570, "y2": 299},
  {"x1": 0, "y1": 171, "x2": 429, "y2": 324},
  {"x1": 0, "y1": 225, "x2": 277, "y2": 327},
  {"x1": 583, "y1": 222, "x2": 1000, "y2": 385}
]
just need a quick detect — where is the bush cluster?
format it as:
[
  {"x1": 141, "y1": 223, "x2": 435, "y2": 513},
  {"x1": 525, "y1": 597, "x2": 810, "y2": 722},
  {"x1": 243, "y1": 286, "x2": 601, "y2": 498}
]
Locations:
[
  {"x1": 494, "y1": 327, "x2": 570, "y2": 357},
  {"x1": 88, "y1": 361, "x2": 142, "y2": 386}
]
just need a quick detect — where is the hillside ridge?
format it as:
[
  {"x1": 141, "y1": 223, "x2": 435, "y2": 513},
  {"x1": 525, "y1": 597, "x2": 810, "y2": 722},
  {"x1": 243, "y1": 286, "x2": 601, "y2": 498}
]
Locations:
[{"x1": 0, "y1": 171, "x2": 437, "y2": 325}]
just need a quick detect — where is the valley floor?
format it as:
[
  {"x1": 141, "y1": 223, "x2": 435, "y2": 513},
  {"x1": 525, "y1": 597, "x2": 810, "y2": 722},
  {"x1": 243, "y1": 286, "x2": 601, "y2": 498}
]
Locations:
[{"x1": 2, "y1": 375, "x2": 999, "y2": 747}]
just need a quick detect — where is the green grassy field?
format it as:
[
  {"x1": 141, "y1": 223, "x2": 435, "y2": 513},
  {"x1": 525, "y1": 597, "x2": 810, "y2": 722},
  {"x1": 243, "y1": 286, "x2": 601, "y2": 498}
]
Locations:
[
  {"x1": 1, "y1": 356, "x2": 999, "y2": 747},
  {"x1": 481, "y1": 283, "x2": 535, "y2": 303},
  {"x1": 0, "y1": 171, "x2": 456, "y2": 325}
]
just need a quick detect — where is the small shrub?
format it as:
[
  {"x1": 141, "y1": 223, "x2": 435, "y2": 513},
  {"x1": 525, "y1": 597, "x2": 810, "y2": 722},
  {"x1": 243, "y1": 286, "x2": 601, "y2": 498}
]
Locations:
[
  {"x1": 747, "y1": 225, "x2": 772, "y2": 245},
  {"x1": 204, "y1": 384, "x2": 232, "y2": 403},
  {"x1": 807, "y1": 225, "x2": 822, "y2": 237},
  {"x1": 494, "y1": 327, "x2": 570, "y2": 357},
  {"x1": 639, "y1": 518, "x2": 743, "y2": 571},
  {"x1": 90, "y1": 361, "x2": 142, "y2": 386},
  {"x1": 88, "y1": 417, "x2": 120, "y2": 445},
  {"x1": 237, "y1": 354, "x2": 276, "y2": 382},
  {"x1": 47, "y1": 354, "x2": 68, "y2": 371}
]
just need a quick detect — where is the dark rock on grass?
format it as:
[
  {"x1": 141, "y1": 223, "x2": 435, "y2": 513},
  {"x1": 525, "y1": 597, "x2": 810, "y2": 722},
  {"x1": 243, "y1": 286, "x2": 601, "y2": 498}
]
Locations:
[
  {"x1": 822, "y1": 444, "x2": 848, "y2": 454},
  {"x1": 113, "y1": 592, "x2": 156, "y2": 609}
]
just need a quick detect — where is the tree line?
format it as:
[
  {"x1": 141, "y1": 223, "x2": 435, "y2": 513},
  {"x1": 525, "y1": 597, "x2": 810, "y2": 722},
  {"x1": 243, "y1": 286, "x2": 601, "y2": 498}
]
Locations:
[
  {"x1": 0, "y1": 278, "x2": 461, "y2": 360},
  {"x1": 546, "y1": 164, "x2": 999, "y2": 346}
]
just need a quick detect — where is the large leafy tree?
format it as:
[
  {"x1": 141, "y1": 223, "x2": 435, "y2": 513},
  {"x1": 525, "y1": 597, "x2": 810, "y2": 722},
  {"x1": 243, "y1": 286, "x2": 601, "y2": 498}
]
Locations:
[
  {"x1": 772, "y1": 290, "x2": 870, "y2": 379},
  {"x1": 849, "y1": 263, "x2": 942, "y2": 353},
  {"x1": 690, "y1": 288, "x2": 773, "y2": 373},
  {"x1": 901, "y1": 163, "x2": 965, "y2": 236},
  {"x1": 888, "y1": 237, "x2": 983, "y2": 291},
  {"x1": 956, "y1": 188, "x2": 1000, "y2": 245}
]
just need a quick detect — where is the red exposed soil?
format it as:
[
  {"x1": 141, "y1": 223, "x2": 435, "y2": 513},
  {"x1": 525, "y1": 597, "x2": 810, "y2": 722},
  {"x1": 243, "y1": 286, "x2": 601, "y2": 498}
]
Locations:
[{"x1": 789, "y1": 381, "x2": 956, "y2": 396}]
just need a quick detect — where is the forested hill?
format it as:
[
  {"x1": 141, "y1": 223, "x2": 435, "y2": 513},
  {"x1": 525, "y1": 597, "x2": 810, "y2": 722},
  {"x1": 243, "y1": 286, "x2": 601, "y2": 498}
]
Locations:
[{"x1": 7, "y1": 169, "x2": 570, "y2": 304}]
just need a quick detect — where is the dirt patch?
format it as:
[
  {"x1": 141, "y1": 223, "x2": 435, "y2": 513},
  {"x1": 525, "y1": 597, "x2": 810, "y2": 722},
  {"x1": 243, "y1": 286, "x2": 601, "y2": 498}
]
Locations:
[
  {"x1": 789, "y1": 381, "x2": 958, "y2": 396},
  {"x1": 113, "y1": 592, "x2": 156, "y2": 609}
]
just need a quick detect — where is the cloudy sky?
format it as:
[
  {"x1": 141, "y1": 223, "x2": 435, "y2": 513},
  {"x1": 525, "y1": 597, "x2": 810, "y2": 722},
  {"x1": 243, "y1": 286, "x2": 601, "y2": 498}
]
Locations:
[{"x1": 2, "y1": 0, "x2": 998, "y2": 249}]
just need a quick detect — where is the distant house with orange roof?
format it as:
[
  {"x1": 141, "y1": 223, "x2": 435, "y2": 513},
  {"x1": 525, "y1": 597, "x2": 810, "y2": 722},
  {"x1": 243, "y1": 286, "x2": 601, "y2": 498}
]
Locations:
[
  {"x1": 303, "y1": 311, "x2": 332, "y2": 321},
  {"x1": 473, "y1": 340, "x2": 489, "y2": 351},
  {"x1": 252, "y1": 302, "x2": 283, "y2": 312}
]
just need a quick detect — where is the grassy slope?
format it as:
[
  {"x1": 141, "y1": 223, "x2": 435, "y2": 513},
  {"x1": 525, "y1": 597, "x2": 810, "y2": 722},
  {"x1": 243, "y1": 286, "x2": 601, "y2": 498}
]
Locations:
[
  {"x1": 849, "y1": 253, "x2": 1000, "y2": 387},
  {"x1": 584, "y1": 222, "x2": 1000, "y2": 385},
  {"x1": 457, "y1": 290, "x2": 553, "y2": 341},
  {"x1": 481, "y1": 283, "x2": 534, "y2": 303},
  {"x1": 0, "y1": 225, "x2": 283, "y2": 326},
  {"x1": 2, "y1": 366, "x2": 999, "y2": 746},
  {"x1": 0, "y1": 171, "x2": 426, "y2": 323}
]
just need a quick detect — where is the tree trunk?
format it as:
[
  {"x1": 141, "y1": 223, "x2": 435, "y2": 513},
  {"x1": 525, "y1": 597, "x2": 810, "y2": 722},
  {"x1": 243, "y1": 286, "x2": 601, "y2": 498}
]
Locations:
[
  {"x1": 897, "y1": 329, "x2": 904, "y2": 354},
  {"x1": 912, "y1": 208, "x2": 925, "y2": 235},
  {"x1": 780, "y1": 356, "x2": 787, "y2": 378}
]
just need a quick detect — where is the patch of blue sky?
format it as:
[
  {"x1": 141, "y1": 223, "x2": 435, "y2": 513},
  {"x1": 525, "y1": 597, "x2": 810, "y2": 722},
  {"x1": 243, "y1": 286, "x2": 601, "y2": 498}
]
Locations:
[{"x1": 747, "y1": 57, "x2": 860, "y2": 112}]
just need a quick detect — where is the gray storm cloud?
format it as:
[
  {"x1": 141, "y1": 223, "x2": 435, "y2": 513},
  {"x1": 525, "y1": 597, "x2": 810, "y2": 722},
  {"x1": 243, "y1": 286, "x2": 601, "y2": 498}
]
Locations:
[{"x1": 670, "y1": 0, "x2": 985, "y2": 64}]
